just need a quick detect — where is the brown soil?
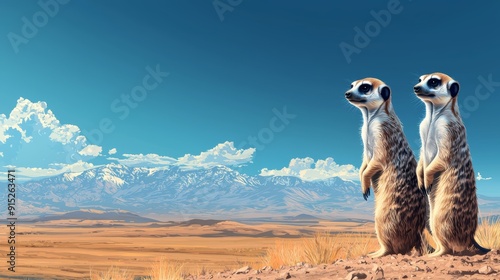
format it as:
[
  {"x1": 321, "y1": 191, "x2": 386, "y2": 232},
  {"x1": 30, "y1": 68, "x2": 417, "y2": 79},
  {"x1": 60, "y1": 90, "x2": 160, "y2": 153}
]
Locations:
[{"x1": 191, "y1": 250, "x2": 500, "y2": 280}]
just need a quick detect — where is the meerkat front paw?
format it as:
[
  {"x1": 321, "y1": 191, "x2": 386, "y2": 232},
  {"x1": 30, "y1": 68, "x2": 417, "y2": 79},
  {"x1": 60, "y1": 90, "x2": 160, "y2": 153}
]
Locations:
[
  {"x1": 424, "y1": 175, "x2": 434, "y2": 194},
  {"x1": 416, "y1": 159, "x2": 425, "y2": 192},
  {"x1": 363, "y1": 188, "x2": 371, "y2": 201},
  {"x1": 361, "y1": 178, "x2": 371, "y2": 201},
  {"x1": 424, "y1": 172, "x2": 434, "y2": 194}
]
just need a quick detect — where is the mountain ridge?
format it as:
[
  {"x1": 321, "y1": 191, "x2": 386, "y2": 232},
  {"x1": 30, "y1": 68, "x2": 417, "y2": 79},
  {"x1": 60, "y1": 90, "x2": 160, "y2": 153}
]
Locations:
[{"x1": 5, "y1": 164, "x2": 499, "y2": 220}]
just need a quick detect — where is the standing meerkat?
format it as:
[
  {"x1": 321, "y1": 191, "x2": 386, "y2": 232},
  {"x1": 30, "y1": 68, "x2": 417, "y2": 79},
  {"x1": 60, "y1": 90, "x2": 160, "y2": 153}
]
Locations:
[
  {"x1": 414, "y1": 72, "x2": 489, "y2": 256},
  {"x1": 345, "y1": 78, "x2": 427, "y2": 257}
]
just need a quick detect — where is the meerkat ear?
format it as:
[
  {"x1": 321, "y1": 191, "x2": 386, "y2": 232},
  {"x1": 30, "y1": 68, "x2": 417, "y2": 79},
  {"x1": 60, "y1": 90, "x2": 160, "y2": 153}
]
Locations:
[
  {"x1": 448, "y1": 81, "x2": 460, "y2": 98},
  {"x1": 379, "y1": 85, "x2": 391, "y2": 101}
]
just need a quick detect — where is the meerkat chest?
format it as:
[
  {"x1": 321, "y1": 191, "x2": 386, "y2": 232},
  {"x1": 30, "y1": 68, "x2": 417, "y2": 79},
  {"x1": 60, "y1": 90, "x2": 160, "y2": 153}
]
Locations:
[
  {"x1": 423, "y1": 116, "x2": 448, "y2": 165},
  {"x1": 362, "y1": 119, "x2": 383, "y2": 160}
]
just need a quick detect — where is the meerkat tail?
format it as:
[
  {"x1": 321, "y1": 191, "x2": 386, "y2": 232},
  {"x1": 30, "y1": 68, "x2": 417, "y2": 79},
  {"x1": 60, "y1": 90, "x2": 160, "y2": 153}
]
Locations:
[{"x1": 473, "y1": 239, "x2": 490, "y2": 254}]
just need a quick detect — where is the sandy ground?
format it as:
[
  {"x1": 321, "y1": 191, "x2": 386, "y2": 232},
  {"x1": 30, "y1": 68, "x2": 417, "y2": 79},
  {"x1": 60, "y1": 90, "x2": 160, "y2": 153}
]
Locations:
[
  {"x1": 192, "y1": 250, "x2": 500, "y2": 280},
  {"x1": 0, "y1": 219, "x2": 374, "y2": 279},
  {"x1": 1, "y1": 220, "x2": 498, "y2": 279}
]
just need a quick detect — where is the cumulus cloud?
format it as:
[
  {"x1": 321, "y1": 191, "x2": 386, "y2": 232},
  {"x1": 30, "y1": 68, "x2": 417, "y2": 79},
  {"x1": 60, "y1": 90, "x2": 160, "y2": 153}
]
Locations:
[
  {"x1": 108, "y1": 148, "x2": 117, "y2": 155},
  {"x1": 11, "y1": 161, "x2": 95, "y2": 181},
  {"x1": 260, "y1": 157, "x2": 359, "y2": 181},
  {"x1": 108, "y1": 153, "x2": 177, "y2": 167},
  {"x1": 78, "y1": 145, "x2": 102, "y2": 156},
  {"x1": 0, "y1": 98, "x2": 103, "y2": 168},
  {"x1": 477, "y1": 172, "x2": 492, "y2": 181},
  {"x1": 108, "y1": 141, "x2": 255, "y2": 169},
  {"x1": 177, "y1": 141, "x2": 255, "y2": 168}
]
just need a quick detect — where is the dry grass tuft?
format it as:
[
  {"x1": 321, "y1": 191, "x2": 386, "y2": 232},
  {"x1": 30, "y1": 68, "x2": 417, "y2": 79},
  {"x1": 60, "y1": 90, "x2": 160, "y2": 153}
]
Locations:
[
  {"x1": 89, "y1": 266, "x2": 133, "y2": 280},
  {"x1": 475, "y1": 216, "x2": 500, "y2": 250},
  {"x1": 262, "y1": 232, "x2": 378, "y2": 268},
  {"x1": 144, "y1": 257, "x2": 185, "y2": 280}
]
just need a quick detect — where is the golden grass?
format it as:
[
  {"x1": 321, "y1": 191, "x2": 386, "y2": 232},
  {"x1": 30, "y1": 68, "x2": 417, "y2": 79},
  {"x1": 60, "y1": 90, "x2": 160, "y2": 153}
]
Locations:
[
  {"x1": 475, "y1": 216, "x2": 500, "y2": 250},
  {"x1": 89, "y1": 266, "x2": 133, "y2": 280},
  {"x1": 143, "y1": 257, "x2": 185, "y2": 280},
  {"x1": 262, "y1": 232, "x2": 379, "y2": 268}
]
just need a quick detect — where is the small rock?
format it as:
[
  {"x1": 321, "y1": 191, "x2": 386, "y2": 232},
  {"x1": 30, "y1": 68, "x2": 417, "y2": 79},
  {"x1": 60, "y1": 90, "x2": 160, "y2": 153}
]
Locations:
[
  {"x1": 345, "y1": 271, "x2": 368, "y2": 280},
  {"x1": 358, "y1": 259, "x2": 367, "y2": 264},
  {"x1": 236, "y1": 266, "x2": 251, "y2": 274},
  {"x1": 372, "y1": 265, "x2": 384, "y2": 280},
  {"x1": 279, "y1": 272, "x2": 291, "y2": 279},
  {"x1": 478, "y1": 265, "x2": 495, "y2": 275},
  {"x1": 425, "y1": 266, "x2": 432, "y2": 273},
  {"x1": 414, "y1": 266, "x2": 423, "y2": 272},
  {"x1": 401, "y1": 275, "x2": 408, "y2": 279},
  {"x1": 345, "y1": 265, "x2": 352, "y2": 270},
  {"x1": 447, "y1": 270, "x2": 462, "y2": 275}
]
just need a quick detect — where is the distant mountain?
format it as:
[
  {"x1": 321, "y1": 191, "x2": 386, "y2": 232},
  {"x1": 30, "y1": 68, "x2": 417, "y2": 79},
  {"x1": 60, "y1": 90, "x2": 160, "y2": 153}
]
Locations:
[
  {"x1": 284, "y1": 214, "x2": 321, "y2": 220},
  {"x1": 4, "y1": 164, "x2": 499, "y2": 220},
  {"x1": 31, "y1": 209, "x2": 158, "y2": 223}
]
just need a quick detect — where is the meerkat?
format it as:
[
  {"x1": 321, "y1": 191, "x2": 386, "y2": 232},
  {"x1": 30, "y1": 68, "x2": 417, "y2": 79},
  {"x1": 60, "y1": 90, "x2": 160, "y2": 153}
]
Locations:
[
  {"x1": 414, "y1": 72, "x2": 490, "y2": 256},
  {"x1": 345, "y1": 78, "x2": 427, "y2": 257}
]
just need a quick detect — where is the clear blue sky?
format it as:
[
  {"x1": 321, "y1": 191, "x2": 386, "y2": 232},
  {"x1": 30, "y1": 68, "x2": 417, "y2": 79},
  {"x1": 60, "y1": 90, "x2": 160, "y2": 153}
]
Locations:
[{"x1": 0, "y1": 1, "x2": 499, "y2": 195}]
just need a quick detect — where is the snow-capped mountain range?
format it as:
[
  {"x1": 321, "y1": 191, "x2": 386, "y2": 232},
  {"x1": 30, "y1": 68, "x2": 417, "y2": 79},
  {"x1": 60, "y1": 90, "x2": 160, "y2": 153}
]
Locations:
[{"x1": 6, "y1": 164, "x2": 500, "y2": 220}]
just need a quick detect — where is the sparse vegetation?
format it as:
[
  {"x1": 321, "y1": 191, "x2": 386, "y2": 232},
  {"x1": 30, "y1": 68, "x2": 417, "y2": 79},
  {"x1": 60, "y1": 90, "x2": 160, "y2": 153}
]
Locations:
[
  {"x1": 89, "y1": 266, "x2": 133, "y2": 280},
  {"x1": 143, "y1": 257, "x2": 185, "y2": 280},
  {"x1": 475, "y1": 216, "x2": 500, "y2": 250},
  {"x1": 262, "y1": 232, "x2": 378, "y2": 268}
]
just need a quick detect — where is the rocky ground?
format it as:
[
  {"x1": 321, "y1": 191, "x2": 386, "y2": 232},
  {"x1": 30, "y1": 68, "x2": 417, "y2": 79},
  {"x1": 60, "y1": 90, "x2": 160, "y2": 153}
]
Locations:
[{"x1": 188, "y1": 250, "x2": 500, "y2": 280}]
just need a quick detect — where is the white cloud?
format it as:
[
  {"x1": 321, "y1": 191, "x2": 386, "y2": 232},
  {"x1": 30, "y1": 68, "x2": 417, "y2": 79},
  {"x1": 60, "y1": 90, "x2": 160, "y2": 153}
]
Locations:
[
  {"x1": 108, "y1": 141, "x2": 255, "y2": 169},
  {"x1": 108, "y1": 148, "x2": 117, "y2": 155},
  {"x1": 177, "y1": 141, "x2": 255, "y2": 168},
  {"x1": 78, "y1": 145, "x2": 102, "y2": 156},
  {"x1": 108, "y1": 153, "x2": 177, "y2": 167},
  {"x1": 477, "y1": 172, "x2": 492, "y2": 181},
  {"x1": 11, "y1": 161, "x2": 95, "y2": 181},
  {"x1": 260, "y1": 157, "x2": 359, "y2": 181},
  {"x1": 0, "y1": 98, "x2": 103, "y2": 168}
]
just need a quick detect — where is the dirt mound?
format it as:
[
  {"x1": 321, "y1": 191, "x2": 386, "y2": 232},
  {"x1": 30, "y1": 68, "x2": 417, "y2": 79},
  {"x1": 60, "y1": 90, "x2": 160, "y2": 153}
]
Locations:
[{"x1": 189, "y1": 250, "x2": 500, "y2": 280}]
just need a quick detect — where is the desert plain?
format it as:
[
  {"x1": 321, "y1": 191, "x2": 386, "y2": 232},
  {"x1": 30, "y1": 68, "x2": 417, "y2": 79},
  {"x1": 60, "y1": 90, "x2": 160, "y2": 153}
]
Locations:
[{"x1": 0, "y1": 217, "x2": 376, "y2": 279}]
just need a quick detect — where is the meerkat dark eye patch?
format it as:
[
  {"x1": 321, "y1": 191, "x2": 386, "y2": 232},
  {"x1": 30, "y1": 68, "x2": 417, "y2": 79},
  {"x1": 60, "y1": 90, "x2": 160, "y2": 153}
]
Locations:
[
  {"x1": 380, "y1": 86, "x2": 391, "y2": 101},
  {"x1": 449, "y1": 82, "x2": 459, "y2": 97},
  {"x1": 359, "y1": 84, "x2": 371, "y2": 93},
  {"x1": 427, "y1": 78, "x2": 441, "y2": 88}
]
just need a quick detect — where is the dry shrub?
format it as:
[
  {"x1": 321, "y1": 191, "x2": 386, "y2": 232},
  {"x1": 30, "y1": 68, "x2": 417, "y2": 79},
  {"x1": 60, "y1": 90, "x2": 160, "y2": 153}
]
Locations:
[
  {"x1": 475, "y1": 216, "x2": 500, "y2": 250},
  {"x1": 90, "y1": 266, "x2": 133, "y2": 280},
  {"x1": 262, "y1": 232, "x2": 378, "y2": 268},
  {"x1": 144, "y1": 257, "x2": 185, "y2": 280}
]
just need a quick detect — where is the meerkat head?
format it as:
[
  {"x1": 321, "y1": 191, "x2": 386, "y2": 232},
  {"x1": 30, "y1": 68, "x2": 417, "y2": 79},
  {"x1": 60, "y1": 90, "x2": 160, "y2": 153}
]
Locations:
[
  {"x1": 345, "y1": 78, "x2": 391, "y2": 111},
  {"x1": 413, "y1": 73, "x2": 460, "y2": 106}
]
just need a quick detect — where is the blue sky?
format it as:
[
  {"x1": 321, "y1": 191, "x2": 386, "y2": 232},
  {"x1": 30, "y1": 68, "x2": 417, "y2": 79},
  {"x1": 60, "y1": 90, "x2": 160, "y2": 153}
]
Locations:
[{"x1": 0, "y1": 1, "x2": 499, "y2": 195}]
